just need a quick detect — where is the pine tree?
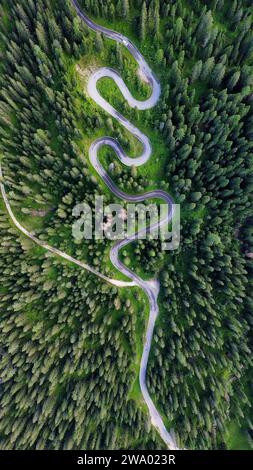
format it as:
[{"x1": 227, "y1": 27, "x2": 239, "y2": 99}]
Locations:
[
  {"x1": 140, "y1": 1, "x2": 147, "y2": 42},
  {"x1": 154, "y1": 1, "x2": 160, "y2": 39},
  {"x1": 191, "y1": 60, "x2": 203, "y2": 83},
  {"x1": 95, "y1": 32, "x2": 103, "y2": 52},
  {"x1": 211, "y1": 62, "x2": 226, "y2": 87},
  {"x1": 227, "y1": 70, "x2": 240, "y2": 91},
  {"x1": 122, "y1": 0, "x2": 130, "y2": 19}
]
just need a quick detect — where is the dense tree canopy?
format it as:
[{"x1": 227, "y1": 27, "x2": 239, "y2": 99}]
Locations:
[{"x1": 0, "y1": 0, "x2": 252, "y2": 450}]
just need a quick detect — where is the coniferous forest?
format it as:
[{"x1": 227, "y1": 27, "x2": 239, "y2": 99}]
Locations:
[{"x1": 0, "y1": 0, "x2": 253, "y2": 451}]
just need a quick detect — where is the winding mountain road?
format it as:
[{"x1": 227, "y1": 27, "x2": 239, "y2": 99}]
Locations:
[
  {"x1": 72, "y1": 0, "x2": 178, "y2": 450},
  {"x1": 0, "y1": 1, "x2": 179, "y2": 450}
]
